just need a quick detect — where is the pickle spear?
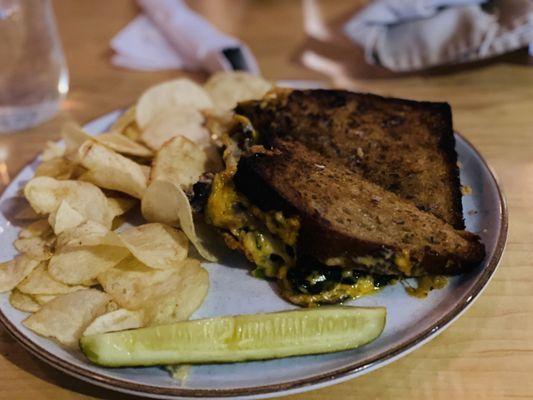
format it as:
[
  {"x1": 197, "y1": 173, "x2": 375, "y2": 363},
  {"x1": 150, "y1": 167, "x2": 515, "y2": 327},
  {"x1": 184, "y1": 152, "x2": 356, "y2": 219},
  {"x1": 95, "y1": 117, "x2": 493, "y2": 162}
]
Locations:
[{"x1": 80, "y1": 306, "x2": 386, "y2": 366}]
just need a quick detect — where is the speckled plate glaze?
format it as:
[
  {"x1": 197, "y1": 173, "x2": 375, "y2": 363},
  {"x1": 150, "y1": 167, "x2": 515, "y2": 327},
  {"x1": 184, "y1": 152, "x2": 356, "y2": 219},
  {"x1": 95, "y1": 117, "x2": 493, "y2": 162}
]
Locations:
[{"x1": 0, "y1": 110, "x2": 507, "y2": 399}]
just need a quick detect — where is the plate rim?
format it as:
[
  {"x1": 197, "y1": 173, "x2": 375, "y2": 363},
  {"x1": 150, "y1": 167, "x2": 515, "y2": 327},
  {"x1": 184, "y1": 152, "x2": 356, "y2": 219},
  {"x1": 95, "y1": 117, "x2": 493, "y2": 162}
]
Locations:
[{"x1": 0, "y1": 112, "x2": 508, "y2": 399}]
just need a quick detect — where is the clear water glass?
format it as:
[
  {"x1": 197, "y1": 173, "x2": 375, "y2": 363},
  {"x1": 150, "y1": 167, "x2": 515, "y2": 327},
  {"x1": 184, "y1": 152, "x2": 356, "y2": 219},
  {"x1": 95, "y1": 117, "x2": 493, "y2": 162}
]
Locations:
[{"x1": 0, "y1": 0, "x2": 69, "y2": 133}]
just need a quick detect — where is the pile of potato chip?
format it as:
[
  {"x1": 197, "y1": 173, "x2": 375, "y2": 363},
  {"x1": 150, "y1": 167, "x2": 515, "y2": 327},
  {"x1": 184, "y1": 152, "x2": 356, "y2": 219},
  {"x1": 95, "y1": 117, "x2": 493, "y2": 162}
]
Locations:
[{"x1": 0, "y1": 72, "x2": 272, "y2": 348}]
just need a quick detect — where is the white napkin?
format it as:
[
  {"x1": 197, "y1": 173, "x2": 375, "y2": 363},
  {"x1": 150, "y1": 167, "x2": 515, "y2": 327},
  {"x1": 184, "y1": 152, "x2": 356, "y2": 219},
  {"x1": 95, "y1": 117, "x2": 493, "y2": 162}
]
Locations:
[
  {"x1": 344, "y1": 0, "x2": 533, "y2": 72},
  {"x1": 111, "y1": 0, "x2": 259, "y2": 73}
]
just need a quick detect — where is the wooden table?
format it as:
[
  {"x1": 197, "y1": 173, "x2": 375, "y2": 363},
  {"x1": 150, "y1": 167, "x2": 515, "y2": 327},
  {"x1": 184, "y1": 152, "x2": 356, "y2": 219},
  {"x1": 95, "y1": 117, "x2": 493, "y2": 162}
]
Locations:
[{"x1": 1, "y1": 0, "x2": 532, "y2": 398}]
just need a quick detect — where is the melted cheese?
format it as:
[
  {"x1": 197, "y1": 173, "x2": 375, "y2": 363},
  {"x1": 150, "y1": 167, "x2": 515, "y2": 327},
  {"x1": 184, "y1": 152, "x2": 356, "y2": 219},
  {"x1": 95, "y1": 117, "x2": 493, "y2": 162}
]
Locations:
[
  {"x1": 241, "y1": 231, "x2": 292, "y2": 278},
  {"x1": 279, "y1": 274, "x2": 382, "y2": 306},
  {"x1": 251, "y1": 207, "x2": 300, "y2": 247},
  {"x1": 406, "y1": 275, "x2": 448, "y2": 298},
  {"x1": 205, "y1": 174, "x2": 296, "y2": 278},
  {"x1": 205, "y1": 174, "x2": 247, "y2": 230},
  {"x1": 394, "y1": 250, "x2": 412, "y2": 275}
]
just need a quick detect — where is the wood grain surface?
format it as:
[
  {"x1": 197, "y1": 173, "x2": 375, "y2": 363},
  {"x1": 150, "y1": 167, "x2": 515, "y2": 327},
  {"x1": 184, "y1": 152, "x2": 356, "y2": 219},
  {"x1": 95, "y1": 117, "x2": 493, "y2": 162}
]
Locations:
[{"x1": 0, "y1": 0, "x2": 532, "y2": 399}]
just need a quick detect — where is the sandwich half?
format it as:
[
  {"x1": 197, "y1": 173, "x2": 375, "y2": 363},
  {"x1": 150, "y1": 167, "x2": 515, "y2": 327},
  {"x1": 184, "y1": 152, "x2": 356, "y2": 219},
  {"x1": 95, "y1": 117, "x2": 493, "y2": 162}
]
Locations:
[
  {"x1": 236, "y1": 89, "x2": 465, "y2": 229},
  {"x1": 200, "y1": 90, "x2": 485, "y2": 306}
]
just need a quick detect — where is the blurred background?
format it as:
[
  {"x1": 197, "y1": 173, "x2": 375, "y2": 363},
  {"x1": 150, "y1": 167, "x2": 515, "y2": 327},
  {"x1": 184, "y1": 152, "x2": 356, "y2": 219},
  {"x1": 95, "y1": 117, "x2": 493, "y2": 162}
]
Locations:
[
  {"x1": 1, "y1": 0, "x2": 532, "y2": 181},
  {"x1": 0, "y1": 1, "x2": 532, "y2": 399},
  {"x1": 0, "y1": 0, "x2": 528, "y2": 187}
]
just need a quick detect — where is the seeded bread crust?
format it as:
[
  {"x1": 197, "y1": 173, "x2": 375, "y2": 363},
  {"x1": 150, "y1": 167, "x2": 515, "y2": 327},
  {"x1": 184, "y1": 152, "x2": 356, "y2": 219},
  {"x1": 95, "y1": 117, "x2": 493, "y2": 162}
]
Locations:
[
  {"x1": 236, "y1": 89, "x2": 465, "y2": 229},
  {"x1": 235, "y1": 139, "x2": 484, "y2": 277}
]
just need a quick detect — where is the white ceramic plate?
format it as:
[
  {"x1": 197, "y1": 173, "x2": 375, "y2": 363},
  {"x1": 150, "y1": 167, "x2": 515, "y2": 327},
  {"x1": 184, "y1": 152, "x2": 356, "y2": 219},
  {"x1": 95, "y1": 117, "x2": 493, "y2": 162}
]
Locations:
[{"x1": 0, "y1": 110, "x2": 507, "y2": 399}]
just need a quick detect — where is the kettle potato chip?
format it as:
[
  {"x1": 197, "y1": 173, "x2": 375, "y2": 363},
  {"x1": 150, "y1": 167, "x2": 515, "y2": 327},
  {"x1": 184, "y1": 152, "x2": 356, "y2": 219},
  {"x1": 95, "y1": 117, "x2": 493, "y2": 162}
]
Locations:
[
  {"x1": 41, "y1": 141, "x2": 65, "y2": 161},
  {"x1": 107, "y1": 196, "x2": 137, "y2": 218},
  {"x1": 97, "y1": 256, "x2": 160, "y2": 310},
  {"x1": 34, "y1": 157, "x2": 77, "y2": 180},
  {"x1": 142, "y1": 180, "x2": 216, "y2": 262},
  {"x1": 0, "y1": 256, "x2": 42, "y2": 293},
  {"x1": 143, "y1": 259, "x2": 209, "y2": 325},
  {"x1": 118, "y1": 223, "x2": 188, "y2": 269},
  {"x1": 61, "y1": 122, "x2": 93, "y2": 159},
  {"x1": 55, "y1": 221, "x2": 111, "y2": 249},
  {"x1": 151, "y1": 136, "x2": 208, "y2": 190},
  {"x1": 48, "y1": 200, "x2": 86, "y2": 235},
  {"x1": 9, "y1": 289, "x2": 41, "y2": 313},
  {"x1": 48, "y1": 245, "x2": 129, "y2": 285},
  {"x1": 14, "y1": 236, "x2": 54, "y2": 261},
  {"x1": 83, "y1": 308, "x2": 145, "y2": 336},
  {"x1": 78, "y1": 141, "x2": 148, "y2": 198},
  {"x1": 17, "y1": 264, "x2": 84, "y2": 295},
  {"x1": 110, "y1": 106, "x2": 140, "y2": 140},
  {"x1": 33, "y1": 294, "x2": 58, "y2": 305},
  {"x1": 18, "y1": 219, "x2": 51, "y2": 239},
  {"x1": 97, "y1": 256, "x2": 208, "y2": 325},
  {"x1": 23, "y1": 289, "x2": 111, "y2": 347},
  {"x1": 204, "y1": 71, "x2": 272, "y2": 113},
  {"x1": 140, "y1": 107, "x2": 210, "y2": 151},
  {"x1": 23, "y1": 177, "x2": 114, "y2": 229},
  {"x1": 136, "y1": 79, "x2": 212, "y2": 129},
  {"x1": 96, "y1": 132, "x2": 152, "y2": 158}
]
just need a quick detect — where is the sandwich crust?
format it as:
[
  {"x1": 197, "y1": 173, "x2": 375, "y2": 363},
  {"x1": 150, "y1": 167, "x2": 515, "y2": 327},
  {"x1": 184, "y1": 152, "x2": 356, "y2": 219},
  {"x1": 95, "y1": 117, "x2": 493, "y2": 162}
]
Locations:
[{"x1": 236, "y1": 89, "x2": 465, "y2": 229}]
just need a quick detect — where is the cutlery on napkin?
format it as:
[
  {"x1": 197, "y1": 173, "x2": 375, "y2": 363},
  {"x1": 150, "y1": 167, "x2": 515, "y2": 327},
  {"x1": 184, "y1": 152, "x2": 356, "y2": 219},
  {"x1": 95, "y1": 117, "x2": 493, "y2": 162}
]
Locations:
[
  {"x1": 344, "y1": 0, "x2": 533, "y2": 72},
  {"x1": 111, "y1": 0, "x2": 259, "y2": 73}
]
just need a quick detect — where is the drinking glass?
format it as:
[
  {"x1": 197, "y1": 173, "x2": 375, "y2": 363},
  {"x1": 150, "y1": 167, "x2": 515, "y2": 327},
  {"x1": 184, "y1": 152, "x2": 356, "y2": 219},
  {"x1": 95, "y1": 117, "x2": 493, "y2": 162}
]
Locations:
[{"x1": 0, "y1": 0, "x2": 68, "y2": 133}]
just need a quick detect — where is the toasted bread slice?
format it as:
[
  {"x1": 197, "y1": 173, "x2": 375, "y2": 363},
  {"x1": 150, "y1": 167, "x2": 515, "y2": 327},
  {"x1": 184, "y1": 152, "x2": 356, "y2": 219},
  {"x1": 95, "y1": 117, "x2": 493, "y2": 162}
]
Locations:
[
  {"x1": 234, "y1": 138, "x2": 484, "y2": 277},
  {"x1": 236, "y1": 89, "x2": 465, "y2": 229}
]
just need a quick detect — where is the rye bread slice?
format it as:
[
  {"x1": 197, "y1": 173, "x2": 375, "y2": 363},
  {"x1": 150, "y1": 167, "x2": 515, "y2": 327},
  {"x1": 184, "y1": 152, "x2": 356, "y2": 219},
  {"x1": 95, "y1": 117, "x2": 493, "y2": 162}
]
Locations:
[
  {"x1": 234, "y1": 138, "x2": 484, "y2": 277},
  {"x1": 235, "y1": 89, "x2": 465, "y2": 229}
]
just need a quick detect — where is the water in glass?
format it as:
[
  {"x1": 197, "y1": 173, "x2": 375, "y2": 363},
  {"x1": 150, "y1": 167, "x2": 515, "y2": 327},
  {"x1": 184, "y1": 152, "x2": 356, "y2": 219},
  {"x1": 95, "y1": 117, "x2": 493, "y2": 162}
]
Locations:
[{"x1": 0, "y1": 0, "x2": 68, "y2": 133}]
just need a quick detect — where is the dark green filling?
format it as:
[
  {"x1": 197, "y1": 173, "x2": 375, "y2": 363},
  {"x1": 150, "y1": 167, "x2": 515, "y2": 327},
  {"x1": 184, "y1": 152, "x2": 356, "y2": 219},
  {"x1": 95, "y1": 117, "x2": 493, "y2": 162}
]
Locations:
[{"x1": 287, "y1": 256, "x2": 396, "y2": 296}]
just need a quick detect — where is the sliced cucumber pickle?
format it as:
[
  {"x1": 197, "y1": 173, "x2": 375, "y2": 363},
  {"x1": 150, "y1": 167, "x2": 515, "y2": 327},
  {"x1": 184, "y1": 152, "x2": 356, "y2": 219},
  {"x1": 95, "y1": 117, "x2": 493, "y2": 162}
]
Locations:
[{"x1": 80, "y1": 306, "x2": 386, "y2": 366}]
